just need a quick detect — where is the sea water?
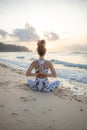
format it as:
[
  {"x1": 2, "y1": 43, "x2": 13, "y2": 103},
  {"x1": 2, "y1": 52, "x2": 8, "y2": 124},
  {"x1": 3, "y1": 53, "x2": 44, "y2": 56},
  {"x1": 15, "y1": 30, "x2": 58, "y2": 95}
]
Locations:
[{"x1": 0, "y1": 52, "x2": 87, "y2": 95}]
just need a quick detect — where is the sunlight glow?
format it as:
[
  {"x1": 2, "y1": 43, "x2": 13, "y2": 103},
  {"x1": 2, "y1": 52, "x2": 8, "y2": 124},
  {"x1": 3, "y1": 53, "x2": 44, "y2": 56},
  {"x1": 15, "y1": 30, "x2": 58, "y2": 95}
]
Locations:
[{"x1": 46, "y1": 42, "x2": 53, "y2": 51}]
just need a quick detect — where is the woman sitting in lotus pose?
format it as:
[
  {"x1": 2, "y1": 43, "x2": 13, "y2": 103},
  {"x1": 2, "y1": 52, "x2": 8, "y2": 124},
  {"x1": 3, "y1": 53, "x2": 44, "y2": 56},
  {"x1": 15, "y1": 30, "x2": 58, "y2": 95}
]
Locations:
[{"x1": 26, "y1": 40, "x2": 60, "y2": 91}]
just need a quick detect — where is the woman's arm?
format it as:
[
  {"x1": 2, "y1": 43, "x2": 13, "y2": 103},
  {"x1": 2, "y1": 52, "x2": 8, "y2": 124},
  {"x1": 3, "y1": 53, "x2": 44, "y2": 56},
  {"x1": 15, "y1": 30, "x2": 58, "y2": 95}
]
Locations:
[
  {"x1": 26, "y1": 62, "x2": 37, "y2": 77},
  {"x1": 46, "y1": 62, "x2": 57, "y2": 77}
]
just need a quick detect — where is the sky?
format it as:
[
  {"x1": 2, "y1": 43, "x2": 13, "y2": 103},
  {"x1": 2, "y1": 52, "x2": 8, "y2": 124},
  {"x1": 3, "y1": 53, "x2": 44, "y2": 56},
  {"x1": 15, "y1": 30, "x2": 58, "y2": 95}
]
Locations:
[{"x1": 0, "y1": 0, "x2": 87, "y2": 52}]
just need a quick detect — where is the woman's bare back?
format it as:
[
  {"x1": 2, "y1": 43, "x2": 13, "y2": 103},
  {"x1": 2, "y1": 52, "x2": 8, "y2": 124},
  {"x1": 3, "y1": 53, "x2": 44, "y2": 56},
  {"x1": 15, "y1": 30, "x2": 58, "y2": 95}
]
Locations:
[{"x1": 26, "y1": 60, "x2": 57, "y2": 77}]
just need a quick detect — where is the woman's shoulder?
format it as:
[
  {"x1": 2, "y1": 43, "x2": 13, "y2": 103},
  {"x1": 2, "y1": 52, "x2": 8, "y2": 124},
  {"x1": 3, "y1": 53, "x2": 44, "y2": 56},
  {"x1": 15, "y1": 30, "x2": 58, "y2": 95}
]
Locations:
[
  {"x1": 31, "y1": 60, "x2": 38, "y2": 64},
  {"x1": 31, "y1": 60, "x2": 52, "y2": 66},
  {"x1": 45, "y1": 60, "x2": 52, "y2": 65},
  {"x1": 31, "y1": 60, "x2": 39, "y2": 66}
]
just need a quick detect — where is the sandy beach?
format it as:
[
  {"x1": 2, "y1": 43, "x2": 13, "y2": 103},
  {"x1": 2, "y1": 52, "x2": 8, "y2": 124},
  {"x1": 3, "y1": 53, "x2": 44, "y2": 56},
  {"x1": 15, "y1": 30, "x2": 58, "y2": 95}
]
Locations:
[{"x1": 0, "y1": 64, "x2": 87, "y2": 130}]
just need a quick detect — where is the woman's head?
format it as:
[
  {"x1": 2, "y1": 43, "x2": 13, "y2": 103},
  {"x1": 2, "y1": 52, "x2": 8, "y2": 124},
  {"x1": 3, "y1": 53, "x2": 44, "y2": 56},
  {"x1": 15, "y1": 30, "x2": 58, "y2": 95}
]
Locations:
[{"x1": 37, "y1": 40, "x2": 46, "y2": 56}]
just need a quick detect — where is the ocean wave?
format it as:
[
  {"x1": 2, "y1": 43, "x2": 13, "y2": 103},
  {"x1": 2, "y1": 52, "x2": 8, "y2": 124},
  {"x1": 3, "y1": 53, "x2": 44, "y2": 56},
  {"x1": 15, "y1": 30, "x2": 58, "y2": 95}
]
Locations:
[
  {"x1": 0, "y1": 58, "x2": 29, "y2": 69},
  {"x1": 0, "y1": 58, "x2": 87, "y2": 83},
  {"x1": 30, "y1": 58, "x2": 36, "y2": 60},
  {"x1": 51, "y1": 59, "x2": 87, "y2": 69},
  {"x1": 56, "y1": 69, "x2": 87, "y2": 83},
  {"x1": 17, "y1": 56, "x2": 25, "y2": 58},
  {"x1": 72, "y1": 52, "x2": 87, "y2": 55}
]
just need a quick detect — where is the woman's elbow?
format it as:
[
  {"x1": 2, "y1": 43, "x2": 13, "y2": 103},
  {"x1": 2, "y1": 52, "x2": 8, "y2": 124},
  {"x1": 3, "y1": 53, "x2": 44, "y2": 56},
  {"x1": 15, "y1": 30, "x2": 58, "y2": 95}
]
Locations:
[
  {"x1": 54, "y1": 75, "x2": 57, "y2": 78},
  {"x1": 26, "y1": 72, "x2": 29, "y2": 76},
  {"x1": 53, "y1": 73, "x2": 57, "y2": 77}
]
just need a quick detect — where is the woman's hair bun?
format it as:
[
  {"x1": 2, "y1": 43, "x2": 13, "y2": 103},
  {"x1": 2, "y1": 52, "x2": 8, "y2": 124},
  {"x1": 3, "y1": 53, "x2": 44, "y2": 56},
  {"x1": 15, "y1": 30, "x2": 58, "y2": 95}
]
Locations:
[
  {"x1": 37, "y1": 40, "x2": 46, "y2": 56},
  {"x1": 37, "y1": 40, "x2": 46, "y2": 47}
]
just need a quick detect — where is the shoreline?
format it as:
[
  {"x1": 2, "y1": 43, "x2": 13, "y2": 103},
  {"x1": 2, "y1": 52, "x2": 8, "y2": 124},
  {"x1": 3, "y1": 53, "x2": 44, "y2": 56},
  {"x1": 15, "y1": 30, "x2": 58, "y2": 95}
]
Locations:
[{"x1": 0, "y1": 63, "x2": 87, "y2": 130}]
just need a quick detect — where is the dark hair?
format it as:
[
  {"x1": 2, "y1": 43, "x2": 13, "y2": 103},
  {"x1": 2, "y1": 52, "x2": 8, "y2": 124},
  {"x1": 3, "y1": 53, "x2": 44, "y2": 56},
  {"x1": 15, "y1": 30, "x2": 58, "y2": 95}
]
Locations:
[{"x1": 37, "y1": 40, "x2": 46, "y2": 56}]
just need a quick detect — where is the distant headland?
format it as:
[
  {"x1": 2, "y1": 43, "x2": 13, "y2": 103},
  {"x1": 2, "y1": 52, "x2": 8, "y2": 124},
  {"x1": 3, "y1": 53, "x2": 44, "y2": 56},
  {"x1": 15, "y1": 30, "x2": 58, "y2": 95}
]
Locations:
[{"x1": 0, "y1": 42, "x2": 31, "y2": 52}]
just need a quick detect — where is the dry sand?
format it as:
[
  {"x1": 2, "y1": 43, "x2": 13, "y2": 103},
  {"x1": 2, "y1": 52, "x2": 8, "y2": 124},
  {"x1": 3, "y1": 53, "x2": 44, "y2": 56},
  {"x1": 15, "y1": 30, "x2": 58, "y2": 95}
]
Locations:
[{"x1": 0, "y1": 64, "x2": 87, "y2": 130}]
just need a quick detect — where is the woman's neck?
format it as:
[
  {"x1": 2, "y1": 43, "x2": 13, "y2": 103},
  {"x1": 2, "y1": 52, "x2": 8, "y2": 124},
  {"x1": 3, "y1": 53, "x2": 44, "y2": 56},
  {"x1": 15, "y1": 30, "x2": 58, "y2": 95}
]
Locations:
[{"x1": 39, "y1": 56, "x2": 44, "y2": 60}]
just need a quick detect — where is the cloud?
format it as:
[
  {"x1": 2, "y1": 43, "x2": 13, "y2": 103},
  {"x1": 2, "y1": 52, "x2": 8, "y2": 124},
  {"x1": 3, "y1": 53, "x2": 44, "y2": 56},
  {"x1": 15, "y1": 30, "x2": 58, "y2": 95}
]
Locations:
[
  {"x1": 43, "y1": 32, "x2": 59, "y2": 41},
  {"x1": 0, "y1": 23, "x2": 40, "y2": 45},
  {"x1": 13, "y1": 23, "x2": 40, "y2": 42},
  {"x1": 0, "y1": 23, "x2": 60, "y2": 46},
  {"x1": 0, "y1": 29, "x2": 8, "y2": 37}
]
